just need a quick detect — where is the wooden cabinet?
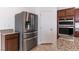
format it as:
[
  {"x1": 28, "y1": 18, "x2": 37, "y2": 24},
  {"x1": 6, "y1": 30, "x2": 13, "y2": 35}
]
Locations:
[
  {"x1": 75, "y1": 9, "x2": 79, "y2": 22},
  {"x1": 66, "y1": 8, "x2": 75, "y2": 16},
  {"x1": 5, "y1": 33, "x2": 19, "y2": 51},
  {"x1": 75, "y1": 31, "x2": 79, "y2": 37},
  {"x1": 57, "y1": 9, "x2": 66, "y2": 17},
  {"x1": 75, "y1": 9, "x2": 79, "y2": 15},
  {"x1": 57, "y1": 8, "x2": 79, "y2": 37},
  {"x1": 57, "y1": 8, "x2": 75, "y2": 17}
]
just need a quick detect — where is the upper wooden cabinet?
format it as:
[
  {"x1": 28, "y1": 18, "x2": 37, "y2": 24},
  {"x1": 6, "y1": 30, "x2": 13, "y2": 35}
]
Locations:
[
  {"x1": 66, "y1": 8, "x2": 75, "y2": 16},
  {"x1": 75, "y1": 9, "x2": 79, "y2": 15},
  {"x1": 57, "y1": 9, "x2": 66, "y2": 17},
  {"x1": 75, "y1": 9, "x2": 79, "y2": 22},
  {"x1": 57, "y1": 8, "x2": 75, "y2": 18}
]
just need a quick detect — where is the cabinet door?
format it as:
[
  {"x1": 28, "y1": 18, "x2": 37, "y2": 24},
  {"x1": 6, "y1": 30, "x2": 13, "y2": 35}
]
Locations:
[
  {"x1": 75, "y1": 31, "x2": 79, "y2": 37},
  {"x1": 75, "y1": 9, "x2": 79, "y2": 22},
  {"x1": 66, "y1": 8, "x2": 75, "y2": 16},
  {"x1": 57, "y1": 10, "x2": 66, "y2": 17},
  {"x1": 5, "y1": 38, "x2": 18, "y2": 51},
  {"x1": 75, "y1": 9, "x2": 79, "y2": 15},
  {"x1": 5, "y1": 33, "x2": 19, "y2": 51}
]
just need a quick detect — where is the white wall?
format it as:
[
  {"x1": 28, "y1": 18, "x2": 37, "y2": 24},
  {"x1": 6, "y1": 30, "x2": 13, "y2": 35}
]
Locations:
[
  {"x1": 0, "y1": 7, "x2": 36, "y2": 30},
  {"x1": 35, "y1": 7, "x2": 57, "y2": 44},
  {"x1": 57, "y1": 7, "x2": 68, "y2": 10}
]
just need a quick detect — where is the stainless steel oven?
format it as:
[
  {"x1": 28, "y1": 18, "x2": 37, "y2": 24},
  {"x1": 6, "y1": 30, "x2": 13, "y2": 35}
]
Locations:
[
  {"x1": 59, "y1": 27, "x2": 74, "y2": 36},
  {"x1": 58, "y1": 17, "x2": 74, "y2": 36}
]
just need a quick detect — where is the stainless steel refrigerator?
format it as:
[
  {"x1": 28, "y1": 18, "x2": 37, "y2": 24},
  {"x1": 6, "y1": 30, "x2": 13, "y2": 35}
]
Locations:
[{"x1": 15, "y1": 12, "x2": 38, "y2": 51}]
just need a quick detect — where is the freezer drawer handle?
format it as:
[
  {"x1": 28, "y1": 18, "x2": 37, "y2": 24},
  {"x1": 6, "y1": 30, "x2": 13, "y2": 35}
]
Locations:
[{"x1": 24, "y1": 36, "x2": 37, "y2": 40}]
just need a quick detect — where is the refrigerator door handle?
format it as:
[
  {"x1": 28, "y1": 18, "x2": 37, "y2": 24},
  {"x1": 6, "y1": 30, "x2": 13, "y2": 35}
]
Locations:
[{"x1": 26, "y1": 12, "x2": 29, "y2": 21}]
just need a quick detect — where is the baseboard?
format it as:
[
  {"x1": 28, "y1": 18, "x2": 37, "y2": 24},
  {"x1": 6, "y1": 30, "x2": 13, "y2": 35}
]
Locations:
[{"x1": 40, "y1": 43, "x2": 53, "y2": 45}]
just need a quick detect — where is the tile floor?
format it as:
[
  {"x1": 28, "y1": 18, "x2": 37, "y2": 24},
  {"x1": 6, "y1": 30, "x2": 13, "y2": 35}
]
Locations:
[
  {"x1": 31, "y1": 37, "x2": 79, "y2": 51},
  {"x1": 31, "y1": 43, "x2": 58, "y2": 51}
]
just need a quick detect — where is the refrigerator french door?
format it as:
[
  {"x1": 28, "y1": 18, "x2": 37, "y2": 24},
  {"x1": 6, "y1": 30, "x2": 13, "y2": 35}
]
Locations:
[{"x1": 15, "y1": 12, "x2": 38, "y2": 51}]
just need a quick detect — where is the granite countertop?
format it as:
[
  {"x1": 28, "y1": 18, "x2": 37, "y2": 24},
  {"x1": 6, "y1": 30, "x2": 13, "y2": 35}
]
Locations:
[
  {"x1": 58, "y1": 34, "x2": 79, "y2": 41},
  {"x1": 2, "y1": 32, "x2": 18, "y2": 35},
  {"x1": 58, "y1": 35, "x2": 79, "y2": 51},
  {"x1": 0, "y1": 29, "x2": 18, "y2": 35}
]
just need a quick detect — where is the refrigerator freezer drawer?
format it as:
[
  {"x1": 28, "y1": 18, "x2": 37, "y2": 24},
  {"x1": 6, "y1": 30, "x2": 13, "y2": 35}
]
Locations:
[
  {"x1": 23, "y1": 37, "x2": 37, "y2": 51},
  {"x1": 23, "y1": 33, "x2": 37, "y2": 39}
]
